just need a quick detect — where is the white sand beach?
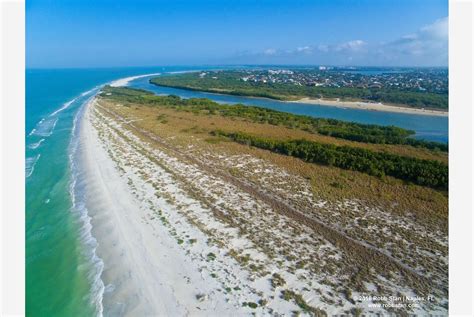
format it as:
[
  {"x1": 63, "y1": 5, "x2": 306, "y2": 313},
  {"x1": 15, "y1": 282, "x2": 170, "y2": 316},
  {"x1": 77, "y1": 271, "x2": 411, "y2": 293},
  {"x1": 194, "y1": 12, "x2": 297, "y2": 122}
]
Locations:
[
  {"x1": 293, "y1": 98, "x2": 448, "y2": 117},
  {"x1": 80, "y1": 101, "x2": 254, "y2": 315}
]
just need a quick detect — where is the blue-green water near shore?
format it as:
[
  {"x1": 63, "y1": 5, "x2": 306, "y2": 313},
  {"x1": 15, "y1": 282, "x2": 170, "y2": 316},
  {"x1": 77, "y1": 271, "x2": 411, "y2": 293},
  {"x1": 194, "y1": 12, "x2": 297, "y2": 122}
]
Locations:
[
  {"x1": 25, "y1": 67, "x2": 207, "y2": 316},
  {"x1": 26, "y1": 67, "x2": 448, "y2": 316}
]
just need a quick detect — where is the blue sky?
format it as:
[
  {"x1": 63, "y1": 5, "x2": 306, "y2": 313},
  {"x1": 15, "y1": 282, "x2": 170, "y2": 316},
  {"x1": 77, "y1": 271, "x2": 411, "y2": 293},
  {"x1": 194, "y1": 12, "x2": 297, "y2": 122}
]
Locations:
[{"x1": 26, "y1": 0, "x2": 448, "y2": 68}]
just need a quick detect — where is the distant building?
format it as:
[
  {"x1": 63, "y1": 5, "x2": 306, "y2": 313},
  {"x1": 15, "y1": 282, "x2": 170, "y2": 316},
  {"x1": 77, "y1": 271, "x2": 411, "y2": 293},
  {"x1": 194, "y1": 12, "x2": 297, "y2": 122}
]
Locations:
[{"x1": 268, "y1": 69, "x2": 294, "y2": 75}]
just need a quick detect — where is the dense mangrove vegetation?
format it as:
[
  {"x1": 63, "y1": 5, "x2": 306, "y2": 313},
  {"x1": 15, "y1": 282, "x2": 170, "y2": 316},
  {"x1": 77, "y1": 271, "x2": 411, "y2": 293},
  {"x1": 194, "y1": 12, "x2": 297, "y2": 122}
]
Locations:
[
  {"x1": 212, "y1": 130, "x2": 448, "y2": 190},
  {"x1": 100, "y1": 86, "x2": 447, "y2": 152}
]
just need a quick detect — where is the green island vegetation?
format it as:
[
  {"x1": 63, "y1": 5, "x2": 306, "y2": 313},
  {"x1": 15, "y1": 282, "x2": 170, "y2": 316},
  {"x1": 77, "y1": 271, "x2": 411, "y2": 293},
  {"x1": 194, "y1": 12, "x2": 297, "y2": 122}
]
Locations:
[
  {"x1": 210, "y1": 130, "x2": 448, "y2": 190},
  {"x1": 149, "y1": 71, "x2": 448, "y2": 110},
  {"x1": 101, "y1": 86, "x2": 447, "y2": 152}
]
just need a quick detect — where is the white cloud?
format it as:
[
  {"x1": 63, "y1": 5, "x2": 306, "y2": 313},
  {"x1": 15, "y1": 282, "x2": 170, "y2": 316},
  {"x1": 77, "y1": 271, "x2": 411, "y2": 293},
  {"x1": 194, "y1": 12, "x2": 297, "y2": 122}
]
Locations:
[
  {"x1": 420, "y1": 16, "x2": 448, "y2": 40},
  {"x1": 263, "y1": 48, "x2": 277, "y2": 56},
  {"x1": 291, "y1": 40, "x2": 367, "y2": 55},
  {"x1": 380, "y1": 17, "x2": 448, "y2": 64},
  {"x1": 233, "y1": 17, "x2": 448, "y2": 66},
  {"x1": 334, "y1": 40, "x2": 367, "y2": 52},
  {"x1": 296, "y1": 46, "x2": 313, "y2": 54}
]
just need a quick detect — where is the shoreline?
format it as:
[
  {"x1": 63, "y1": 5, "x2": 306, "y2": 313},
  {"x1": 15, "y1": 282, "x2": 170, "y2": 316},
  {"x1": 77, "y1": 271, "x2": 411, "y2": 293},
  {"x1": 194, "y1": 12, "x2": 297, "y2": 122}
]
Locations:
[
  {"x1": 292, "y1": 97, "x2": 449, "y2": 117},
  {"x1": 79, "y1": 99, "x2": 192, "y2": 315},
  {"x1": 78, "y1": 98, "x2": 277, "y2": 315}
]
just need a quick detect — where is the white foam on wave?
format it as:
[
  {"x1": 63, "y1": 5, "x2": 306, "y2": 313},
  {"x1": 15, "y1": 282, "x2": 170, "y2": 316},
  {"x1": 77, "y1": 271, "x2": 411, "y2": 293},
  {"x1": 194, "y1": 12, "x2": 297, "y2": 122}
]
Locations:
[
  {"x1": 80, "y1": 87, "x2": 99, "y2": 97},
  {"x1": 28, "y1": 86, "x2": 100, "y2": 142},
  {"x1": 49, "y1": 99, "x2": 76, "y2": 117},
  {"x1": 69, "y1": 96, "x2": 105, "y2": 317},
  {"x1": 50, "y1": 87, "x2": 99, "y2": 117},
  {"x1": 26, "y1": 154, "x2": 41, "y2": 178},
  {"x1": 28, "y1": 138, "x2": 45, "y2": 150},
  {"x1": 28, "y1": 117, "x2": 58, "y2": 137}
]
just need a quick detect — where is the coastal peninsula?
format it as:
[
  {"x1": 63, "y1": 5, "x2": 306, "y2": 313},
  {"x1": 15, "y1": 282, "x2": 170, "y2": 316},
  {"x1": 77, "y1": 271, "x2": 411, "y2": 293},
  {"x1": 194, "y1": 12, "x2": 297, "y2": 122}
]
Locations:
[
  {"x1": 149, "y1": 69, "x2": 449, "y2": 116},
  {"x1": 79, "y1": 82, "x2": 448, "y2": 315}
]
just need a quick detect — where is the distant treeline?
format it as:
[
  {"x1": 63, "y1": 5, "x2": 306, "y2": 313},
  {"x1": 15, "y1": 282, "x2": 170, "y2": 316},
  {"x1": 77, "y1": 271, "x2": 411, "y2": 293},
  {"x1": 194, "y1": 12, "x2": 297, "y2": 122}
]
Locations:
[
  {"x1": 212, "y1": 130, "x2": 448, "y2": 190},
  {"x1": 150, "y1": 72, "x2": 449, "y2": 110},
  {"x1": 100, "y1": 86, "x2": 448, "y2": 152}
]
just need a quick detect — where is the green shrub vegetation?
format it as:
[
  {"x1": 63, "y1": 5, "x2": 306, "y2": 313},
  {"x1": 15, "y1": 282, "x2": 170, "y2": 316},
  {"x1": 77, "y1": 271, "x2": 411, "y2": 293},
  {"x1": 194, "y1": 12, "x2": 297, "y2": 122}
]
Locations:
[
  {"x1": 211, "y1": 130, "x2": 448, "y2": 190},
  {"x1": 245, "y1": 302, "x2": 258, "y2": 309},
  {"x1": 206, "y1": 252, "x2": 216, "y2": 261},
  {"x1": 271, "y1": 273, "x2": 286, "y2": 288},
  {"x1": 100, "y1": 86, "x2": 447, "y2": 152},
  {"x1": 280, "y1": 290, "x2": 327, "y2": 316}
]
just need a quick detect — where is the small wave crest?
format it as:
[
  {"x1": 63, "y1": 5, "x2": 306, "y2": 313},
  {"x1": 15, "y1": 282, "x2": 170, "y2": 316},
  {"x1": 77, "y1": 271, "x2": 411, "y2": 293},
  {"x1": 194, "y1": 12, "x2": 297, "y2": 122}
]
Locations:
[
  {"x1": 27, "y1": 87, "x2": 100, "y2": 142},
  {"x1": 26, "y1": 154, "x2": 41, "y2": 178},
  {"x1": 28, "y1": 117, "x2": 58, "y2": 137},
  {"x1": 69, "y1": 96, "x2": 105, "y2": 317},
  {"x1": 28, "y1": 138, "x2": 45, "y2": 150},
  {"x1": 49, "y1": 99, "x2": 76, "y2": 117},
  {"x1": 71, "y1": 192, "x2": 105, "y2": 316},
  {"x1": 49, "y1": 87, "x2": 99, "y2": 117}
]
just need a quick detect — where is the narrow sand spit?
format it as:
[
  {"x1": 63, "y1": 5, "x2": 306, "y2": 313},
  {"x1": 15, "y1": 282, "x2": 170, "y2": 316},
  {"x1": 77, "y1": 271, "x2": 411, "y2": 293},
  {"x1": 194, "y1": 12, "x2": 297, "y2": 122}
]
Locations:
[
  {"x1": 292, "y1": 98, "x2": 448, "y2": 117},
  {"x1": 109, "y1": 73, "x2": 161, "y2": 87},
  {"x1": 78, "y1": 95, "x2": 447, "y2": 316}
]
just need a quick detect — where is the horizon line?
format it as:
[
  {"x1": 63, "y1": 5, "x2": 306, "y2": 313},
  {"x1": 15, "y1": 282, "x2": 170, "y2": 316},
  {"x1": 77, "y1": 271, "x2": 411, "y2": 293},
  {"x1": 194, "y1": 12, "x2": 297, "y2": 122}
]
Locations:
[{"x1": 26, "y1": 64, "x2": 449, "y2": 70}]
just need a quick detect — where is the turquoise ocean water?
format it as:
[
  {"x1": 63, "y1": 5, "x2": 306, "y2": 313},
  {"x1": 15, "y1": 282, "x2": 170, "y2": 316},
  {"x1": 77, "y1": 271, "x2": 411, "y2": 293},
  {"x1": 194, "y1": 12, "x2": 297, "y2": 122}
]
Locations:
[
  {"x1": 26, "y1": 67, "x2": 448, "y2": 316},
  {"x1": 25, "y1": 67, "x2": 206, "y2": 316}
]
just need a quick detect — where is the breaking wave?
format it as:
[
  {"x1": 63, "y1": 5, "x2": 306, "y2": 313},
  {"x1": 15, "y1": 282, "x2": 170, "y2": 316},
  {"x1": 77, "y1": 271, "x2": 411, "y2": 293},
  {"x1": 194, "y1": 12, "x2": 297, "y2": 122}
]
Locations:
[
  {"x1": 26, "y1": 154, "x2": 41, "y2": 178},
  {"x1": 69, "y1": 96, "x2": 105, "y2": 316}
]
